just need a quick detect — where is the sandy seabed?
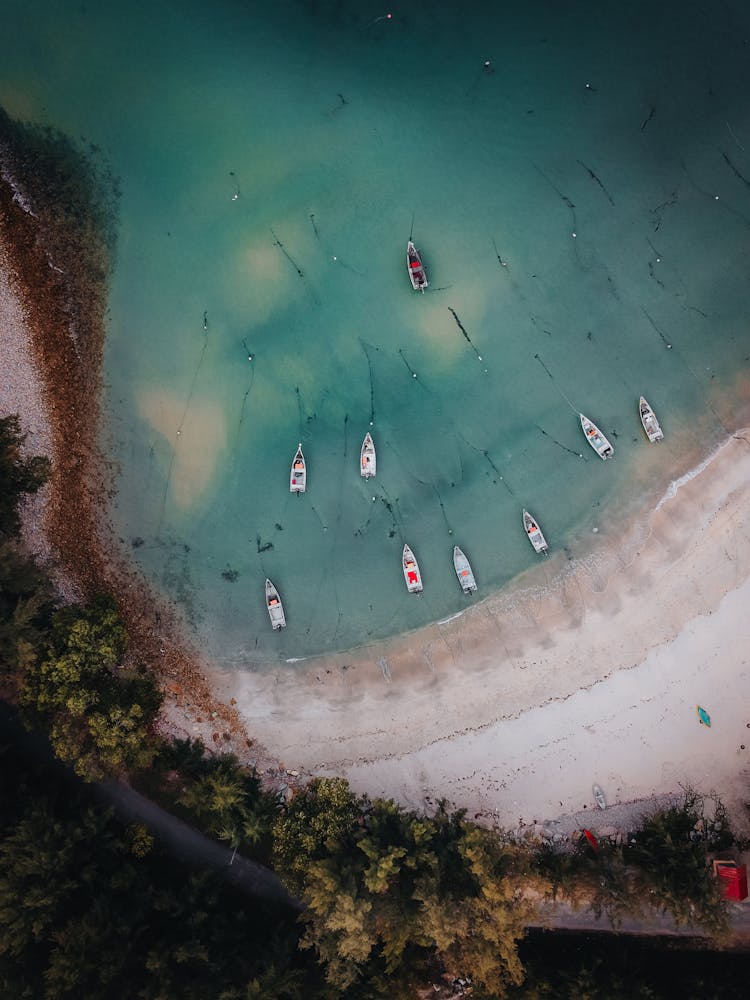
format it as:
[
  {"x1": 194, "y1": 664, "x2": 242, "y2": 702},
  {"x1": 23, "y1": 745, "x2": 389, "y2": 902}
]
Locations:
[{"x1": 2, "y1": 182, "x2": 750, "y2": 833}]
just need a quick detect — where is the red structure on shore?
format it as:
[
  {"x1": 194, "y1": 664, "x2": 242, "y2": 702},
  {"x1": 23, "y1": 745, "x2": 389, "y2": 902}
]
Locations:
[{"x1": 713, "y1": 860, "x2": 748, "y2": 901}]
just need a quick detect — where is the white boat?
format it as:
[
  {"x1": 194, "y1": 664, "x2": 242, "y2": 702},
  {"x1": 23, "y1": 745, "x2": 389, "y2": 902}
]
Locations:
[
  {"x1": 523, "y1": 509, "x2": 548, "y2": 554},
  {"x1": 265, "y1": 578, "x2": 286, "y2": 630},
  {"x1": 639, "y1": 396, "x2": 664, "y2": 442},
  {"x1": 579, "y1": 413, "x2": 614, "y2": 460},
  {"x1": 402, "y1": 543, "x2": 423, "y2": 593},
  {"x1": 593, "y1": 784, "x2": 607, "y2": 810},
  {"x1": 360, "y1": 432, "x2": 376, "y2": 478},
  {"x1": 290, "y1": 443, "x2": 306, "y2": 493},
  {"x1": 453, "y1": 546, "x2": 477, "y2": 593},
  {"x1": 406, "y1": 240, "x2": 428, "y2": 291}
]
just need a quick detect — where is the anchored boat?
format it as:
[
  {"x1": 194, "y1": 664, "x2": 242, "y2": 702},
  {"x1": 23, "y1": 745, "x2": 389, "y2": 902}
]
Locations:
[
  {"x1": 523, "y1": 509, "x2": 548, "y2": 554},
  {"x1": 639, "y1": 396, "x2": 664, "y2": 442},
  {"x1": 406, "y1": 240, "x2": 428, "y2": 291},
  {"x1": 402, "y1": 543, "x2": 423, "y2": 593},
  {"x1": 360, "y1": 432, "x2": 376, "y2": 478},
  {"x1": 593, "y1": 784, "x2": 607, "y2": 810},
  {"x1": 265, "y1": 578, "x2": 286, "y2": 630},
  {"x1": 453, "y1": 546, "x2": 477, "y2": 593},
  {"x1": 290, "y1": 443, "x2": 306, "y2": 493},
  {"x1": 580, "y1": 413, "x2": 614, "y2": 459}
]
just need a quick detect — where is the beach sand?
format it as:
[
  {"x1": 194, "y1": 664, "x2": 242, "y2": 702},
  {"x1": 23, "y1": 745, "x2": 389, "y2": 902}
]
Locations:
[
  {"x1": 2, "y1": 174, "x2": 749, "y2": 833},
  {"x1": 207, "y1": 428, "x2": 750, "y2": 832}
]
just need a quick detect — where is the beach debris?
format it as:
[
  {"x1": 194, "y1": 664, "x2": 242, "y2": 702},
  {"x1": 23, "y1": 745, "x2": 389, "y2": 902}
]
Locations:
[
  {"x1": 582, "y1": 829, "x2": 599, "y2": 852},
  {"x1": 696, "y1": 705, "x2": 712, "y2": 727},
  {"x1": 593, "y1": 784, "x2": 607, "y2": 810}
]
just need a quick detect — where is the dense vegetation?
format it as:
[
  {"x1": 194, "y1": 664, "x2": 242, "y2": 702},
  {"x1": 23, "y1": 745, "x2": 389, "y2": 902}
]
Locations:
[
  {"x1": 0, "y1": 413, "x2": 744, "y2": 997},
  {"x1": 0, "y1": 733, "x2": 312, "y2": 1000}
]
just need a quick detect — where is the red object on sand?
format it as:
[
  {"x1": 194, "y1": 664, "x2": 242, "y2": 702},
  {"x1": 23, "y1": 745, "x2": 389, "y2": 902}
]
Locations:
[{"x1": 583, "y1": 829, "x2": 599, "y2": 851}]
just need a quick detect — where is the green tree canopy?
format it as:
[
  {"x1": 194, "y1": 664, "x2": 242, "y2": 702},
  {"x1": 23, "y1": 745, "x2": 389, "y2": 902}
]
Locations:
[
  {"x1": 276, "y1": 783, "x2": 533, "y2": 995},
  {"x1": 19, "y1": 596, "x2": 162, "y2": 779},
  {"x1": 0, "y1": 414, "x2": 50, "y2": 539}
]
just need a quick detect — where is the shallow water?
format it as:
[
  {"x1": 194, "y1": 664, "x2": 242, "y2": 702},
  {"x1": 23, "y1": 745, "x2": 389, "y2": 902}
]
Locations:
[{"x1": 2, "y1": 0, "x2": 750, "y2": 662}]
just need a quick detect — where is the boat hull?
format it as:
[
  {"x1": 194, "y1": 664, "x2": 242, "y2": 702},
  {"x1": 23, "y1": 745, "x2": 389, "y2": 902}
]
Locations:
[
  {"x1": 580, "y1": 413, "x2": 614, "y2": 459},
  {"x1": 639, "y1": 397, "x2": 664, "y2": 442},
  {"x1": 360, "y1": 432, "x2": 376, "y2": 478},
  {"x1": 403, "y1": 543, "x2": 423, "y2": 593},
  {"x1": 523, "y1": 509, "x2": 548, "y2": 553},
  {"x1": 453, "y1": 546, "x2": 477, "y2": 593},
  {"x1": 290, "y1": 443, "x2": 306, "y2": 493},
  {"x1": 265, "y1": 579, "x2": 286, "y2": 629},
  {"x1": 406, "y1": 240, "x2": 428, "y2": 291}
]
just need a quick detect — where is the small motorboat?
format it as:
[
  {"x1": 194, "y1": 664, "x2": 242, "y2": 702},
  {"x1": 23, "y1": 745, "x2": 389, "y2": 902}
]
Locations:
[
  {"x1": 523, "y1": 509, "x2": 548, "y2": 554},
  {"x1": 290, "y1": 443, "x2": 306, "y2": 493},
  {"x1": 406, "y1": 240, "x2": 428, "y2": 291},
  {"x1": 639, "y1": 396, "x2": 664, "y2": 442},
  {"x1": 360, "y1": 432, "x2": 376, "y2": 478},
  {"x1": 265, "y1": 578, "x2": 286, "y2": 630},
  {"x1": 402, "y1": 543, "x2": 423, "y2": 593},
  {"x1": 696, "y1": 705, "x2": 711, "y2": 728},
  {"x1": 593, "y1": 784, "x2": 607, "y2": 810},
  {"x1": 579, "y1": 413, "x2": 614, "y2": 460},
  {"x1": 453, "y1": 546, "x2": 477, "y2": 593}
]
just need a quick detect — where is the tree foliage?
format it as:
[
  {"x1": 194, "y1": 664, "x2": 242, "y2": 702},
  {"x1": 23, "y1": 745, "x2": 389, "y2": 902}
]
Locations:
[
  {"x1": 277, "y1": 784, "x2": 533, "y2": 995},
  {"x1": 0, "y1": 736, "x2": 312, "y2": 1000},
  {"x1": 19, "y1": 596, "x2": 162, "y2": 779},
  {"x1": 624, "y1": 789, "x2": 731, "y2": 936},
  {"x1": 0, "y1": 414, "x2": 50, "y2": 539},
  {"x1": 159, "y1": 741, "x2": 282, "y2": 861}
]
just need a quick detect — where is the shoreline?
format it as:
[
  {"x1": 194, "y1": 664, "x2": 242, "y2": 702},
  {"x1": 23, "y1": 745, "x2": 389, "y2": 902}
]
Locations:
[
  {"x1": 0, "y1": 155, "x2": 286, "y2": 785},
  {"x1": 207, "y1": 426, "x2": 750, "y2": 830},
  {"x1": 2, "y1": 145, "x2": 750, "y2": 832}
]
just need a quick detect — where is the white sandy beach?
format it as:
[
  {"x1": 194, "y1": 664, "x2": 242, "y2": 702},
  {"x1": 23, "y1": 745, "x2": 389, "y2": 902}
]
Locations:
[
  {"x1": 3, "y1": 227, "x2": 750, "y2": 832},
  {"x1": 208, "y1": 428, "x2": 750, "y2": 831}
]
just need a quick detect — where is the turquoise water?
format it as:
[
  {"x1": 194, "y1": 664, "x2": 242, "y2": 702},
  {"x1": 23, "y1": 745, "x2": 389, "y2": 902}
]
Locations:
[{"x1": 2, "y1": 1, "x2": 750, "y2": 662}]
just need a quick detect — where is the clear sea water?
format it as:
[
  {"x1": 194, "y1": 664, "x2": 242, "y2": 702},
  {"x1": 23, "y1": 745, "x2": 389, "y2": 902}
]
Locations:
[{"x1": 2, "y1": 0, "x2": 750, "y2": 663}]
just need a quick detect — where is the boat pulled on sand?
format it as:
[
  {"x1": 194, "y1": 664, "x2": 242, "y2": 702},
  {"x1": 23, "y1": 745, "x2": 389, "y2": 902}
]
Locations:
[
  {"x1": 523, "y1": 509, "x2": 548, "y2": 554},
  {"x1": 402, "y1": 543, "x2": 423, "y2": 593},
  {"x1": 580, "y1": 413, "x2": 614, "y2": 459},
  {"x1": 453, "y1": 546, "x2": 478, "y2": 593},
  {"x1": 406, "y1": 240, "x2": 428, "y2": 291},
  {"x1": 290, "y1": 443, "x2": 306, "y2": 493},
  {"x1": 265, "y1": 578, "x2": 286, "y2": 630},
  {"x1": 639, "y1": 396, "x2": 664, "y2": 442},
  {"x1": 360, "y1": 432, "x2": 376, "y2": 478}
]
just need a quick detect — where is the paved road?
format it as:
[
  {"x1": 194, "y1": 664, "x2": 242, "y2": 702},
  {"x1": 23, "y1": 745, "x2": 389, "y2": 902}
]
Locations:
[
  {"x1": 94, "y1": 780, "x2": 301, "y2": 910},
  {"x1": 533, "y1": 899, "x2": 750, "y2": 945}
]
